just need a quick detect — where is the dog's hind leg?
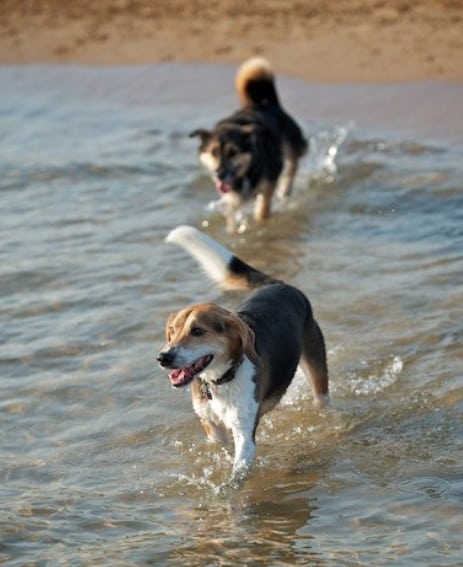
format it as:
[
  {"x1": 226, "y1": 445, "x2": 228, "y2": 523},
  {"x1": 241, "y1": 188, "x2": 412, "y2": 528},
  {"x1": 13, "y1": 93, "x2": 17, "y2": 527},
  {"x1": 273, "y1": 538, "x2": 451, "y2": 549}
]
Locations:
[{"x1": 299, "y1": 319, "x2": 329, "y2": 406}]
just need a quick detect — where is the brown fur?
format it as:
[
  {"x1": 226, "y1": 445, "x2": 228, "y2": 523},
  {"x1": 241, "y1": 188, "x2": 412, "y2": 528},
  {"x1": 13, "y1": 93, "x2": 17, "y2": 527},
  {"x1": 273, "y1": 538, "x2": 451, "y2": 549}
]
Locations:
[{"x1": 165, "y1": 303, "x2": 259, "y2": 369}]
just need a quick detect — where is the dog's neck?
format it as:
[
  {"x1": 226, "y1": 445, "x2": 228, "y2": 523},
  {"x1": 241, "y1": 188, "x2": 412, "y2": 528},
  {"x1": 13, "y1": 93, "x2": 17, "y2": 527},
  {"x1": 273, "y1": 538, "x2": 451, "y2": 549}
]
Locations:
[
  {"x1": 199, "y1": 356, "x2": 244, "y2": 400},
  {"x1": 215, "y1": 356, "x2": 244, "y2": 385}
]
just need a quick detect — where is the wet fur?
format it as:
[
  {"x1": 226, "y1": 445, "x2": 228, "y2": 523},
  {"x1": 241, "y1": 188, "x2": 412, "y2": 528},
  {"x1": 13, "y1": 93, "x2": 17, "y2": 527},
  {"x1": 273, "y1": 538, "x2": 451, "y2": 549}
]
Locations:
[
  {"x1": 158, "y1": 226, "x2": 328, "y2": 480},
  {"x1": 190, "y1": 57, "x2": 308, "y2": 231}
]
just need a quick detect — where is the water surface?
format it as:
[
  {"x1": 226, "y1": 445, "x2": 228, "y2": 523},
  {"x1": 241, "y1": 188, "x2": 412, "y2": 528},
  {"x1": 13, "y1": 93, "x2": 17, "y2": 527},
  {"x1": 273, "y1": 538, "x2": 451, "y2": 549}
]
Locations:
[{"x1": 1, "y1": 64, "x2": 462, "y2": 565}]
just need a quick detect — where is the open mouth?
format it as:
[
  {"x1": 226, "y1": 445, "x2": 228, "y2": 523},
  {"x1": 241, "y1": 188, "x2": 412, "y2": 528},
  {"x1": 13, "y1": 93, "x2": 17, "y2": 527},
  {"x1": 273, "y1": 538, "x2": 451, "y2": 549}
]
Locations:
[
  {"x1": 169, "y1": 355, "x2": 213, "y2": 387},
  {"x1": 215, "y1": 177, "x2": 234, "y2": 195}
]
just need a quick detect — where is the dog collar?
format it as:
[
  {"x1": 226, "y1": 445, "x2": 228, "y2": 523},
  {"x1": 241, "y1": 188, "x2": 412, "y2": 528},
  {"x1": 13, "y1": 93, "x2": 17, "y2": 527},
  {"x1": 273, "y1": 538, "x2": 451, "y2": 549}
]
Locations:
[
  {"x1": 200, "y1": 357, "x2": 244, "y2": 401},
  {"x1": 214, "y1": 357, "x2": 244, "y2": 385}
]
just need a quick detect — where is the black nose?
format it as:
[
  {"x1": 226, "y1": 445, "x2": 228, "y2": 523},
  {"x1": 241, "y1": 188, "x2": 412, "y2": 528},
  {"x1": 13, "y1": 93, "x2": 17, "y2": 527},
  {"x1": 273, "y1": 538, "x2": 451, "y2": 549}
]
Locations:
[{"x1": 157, "y1": 351, "x2": 174, "y2": 368}]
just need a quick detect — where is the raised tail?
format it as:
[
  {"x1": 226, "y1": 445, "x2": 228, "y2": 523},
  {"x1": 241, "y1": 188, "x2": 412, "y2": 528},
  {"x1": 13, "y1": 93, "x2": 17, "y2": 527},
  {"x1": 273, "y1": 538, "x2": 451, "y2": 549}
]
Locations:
[
  {"x1": 235, "y1": 57, "x2": 280, "y2": 108},
  {"x1": 166, "y1": 225, "x2": 277, "y2": 291}
]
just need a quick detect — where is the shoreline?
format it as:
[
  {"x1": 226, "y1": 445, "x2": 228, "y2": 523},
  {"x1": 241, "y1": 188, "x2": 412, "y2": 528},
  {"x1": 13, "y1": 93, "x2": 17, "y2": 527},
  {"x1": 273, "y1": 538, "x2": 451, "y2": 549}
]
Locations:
[{"x1": 1, "y1": 1, "x2": 463, "y2": 83}]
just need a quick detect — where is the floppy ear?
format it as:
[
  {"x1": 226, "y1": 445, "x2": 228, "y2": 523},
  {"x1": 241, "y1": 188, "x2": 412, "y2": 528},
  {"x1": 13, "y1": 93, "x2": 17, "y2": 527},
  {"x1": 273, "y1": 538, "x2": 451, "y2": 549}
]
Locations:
[
  {"x1": 189, "y1": 129, "x2": 211, "y2": 143},
  {"x1": 225, "y1": 314, "x2": 259, "y2": 364},
  {"x1": 165, "y1": 312, "x2": 177, "y2": 341}
]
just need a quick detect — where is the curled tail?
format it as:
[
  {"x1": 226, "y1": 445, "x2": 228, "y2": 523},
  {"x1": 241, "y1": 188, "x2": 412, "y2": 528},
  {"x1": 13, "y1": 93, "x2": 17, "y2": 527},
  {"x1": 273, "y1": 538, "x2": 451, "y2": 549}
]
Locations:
[
  {"x1": 166, "y1": 225, "x2": 277, "y2": 291},
  {"x1": 235, "y1": 57, "x2": 280, "y2": 108}
]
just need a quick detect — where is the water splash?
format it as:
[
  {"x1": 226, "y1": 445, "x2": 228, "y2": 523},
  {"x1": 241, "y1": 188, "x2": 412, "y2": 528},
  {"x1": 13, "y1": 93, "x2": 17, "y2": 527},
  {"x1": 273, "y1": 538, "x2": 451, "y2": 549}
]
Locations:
[
  {"x1": 203, "y1": 202, "x2": 251, "y2": 234},
  {"x1": 302, "y1": 124, "x2": 351, "y2": 182},
  {"x1": 280, "y1": 350, "x2": 405, "y2": 403},
  {"x1": 346, "y1": 355, "x2": 404, "y2": 397},
  {"x1": 280, "y1": 367, "x2": 313, "y2": 406},
  {"x1": 172, "y1": 442, "x2": 238, "y2": 495}
]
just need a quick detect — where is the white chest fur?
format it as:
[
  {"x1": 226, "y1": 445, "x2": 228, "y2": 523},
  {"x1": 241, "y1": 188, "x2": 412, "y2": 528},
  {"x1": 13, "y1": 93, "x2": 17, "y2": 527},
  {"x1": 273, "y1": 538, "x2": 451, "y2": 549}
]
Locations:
[
  {"x1": 200, "y1": 355, "x2": 259, "y2": 475},
  {"x1": 208, "y1": 356, "x2": 258, "y2": 432}
]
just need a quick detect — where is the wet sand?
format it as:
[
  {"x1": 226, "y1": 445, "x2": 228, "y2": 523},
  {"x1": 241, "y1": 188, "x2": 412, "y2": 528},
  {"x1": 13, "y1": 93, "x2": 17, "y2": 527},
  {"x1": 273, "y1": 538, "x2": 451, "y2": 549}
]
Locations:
[{"x1": 1, "y1": 0, "x2": 463, "y2": 82}]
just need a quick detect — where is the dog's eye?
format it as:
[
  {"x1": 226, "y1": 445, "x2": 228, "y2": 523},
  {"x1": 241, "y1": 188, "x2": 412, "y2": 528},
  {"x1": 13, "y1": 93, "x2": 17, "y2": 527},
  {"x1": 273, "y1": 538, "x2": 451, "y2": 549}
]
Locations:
[
  {"x1": 190, "y1": 326, "x2": 205, "y2": 337},
  {"x1": 211, "y1": 147, "x2": 220, "y2": 158},
  {"x1": 227, "y1": 148, "x2": 237, "y2": 158}
]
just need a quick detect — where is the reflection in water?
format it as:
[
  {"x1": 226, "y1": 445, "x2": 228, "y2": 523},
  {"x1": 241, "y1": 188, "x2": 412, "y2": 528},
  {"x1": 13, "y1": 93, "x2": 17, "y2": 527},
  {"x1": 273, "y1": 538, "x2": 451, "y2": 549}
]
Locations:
[{"x1": 164, "y1": 475, "x2": 322, "y2": 565}]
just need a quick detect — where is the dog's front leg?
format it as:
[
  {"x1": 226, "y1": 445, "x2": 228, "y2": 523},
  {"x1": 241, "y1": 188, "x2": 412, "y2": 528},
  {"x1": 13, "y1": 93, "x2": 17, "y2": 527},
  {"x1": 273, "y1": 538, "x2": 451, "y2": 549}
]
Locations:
[
  {"x1": 191, "y1": 381, "x2": 229, "y2": 444},
  {"x1": 231, "y1": 426, "x2": 256, "y2": 480},
  {"x1": 254, "y1": 181, "x2": 275, "y2": 221},
  {"x1": 224, "y1": 196, "x2": 241, "y2": 232}
]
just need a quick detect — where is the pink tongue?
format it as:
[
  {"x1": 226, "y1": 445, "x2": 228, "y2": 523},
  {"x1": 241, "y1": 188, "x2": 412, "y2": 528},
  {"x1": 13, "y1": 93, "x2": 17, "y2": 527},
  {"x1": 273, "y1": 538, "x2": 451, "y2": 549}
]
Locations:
[
  {"x1": 216, "y1": 179, "x2": 232, "y2": 194},
  {"x1": 168, "y1": 355, "x2": 213, "y2": 386},
  {"x1": 169, "y1": 368, "x2": 191, "y2": 385}
]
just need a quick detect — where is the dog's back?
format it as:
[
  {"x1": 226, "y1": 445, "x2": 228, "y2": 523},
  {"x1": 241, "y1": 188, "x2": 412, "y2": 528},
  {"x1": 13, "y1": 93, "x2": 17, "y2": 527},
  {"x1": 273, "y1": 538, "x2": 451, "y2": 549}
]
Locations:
[{"x1": 237, "y1": 282, "x2": 312, "y2": 404}]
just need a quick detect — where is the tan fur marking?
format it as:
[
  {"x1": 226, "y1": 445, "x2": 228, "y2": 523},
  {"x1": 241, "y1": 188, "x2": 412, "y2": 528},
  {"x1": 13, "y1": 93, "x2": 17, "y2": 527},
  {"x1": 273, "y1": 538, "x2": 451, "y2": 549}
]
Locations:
[
  {"x1": 223, "y1": 273, "x2": 253, "y2": 291},
  {"x1": 164, "y1": 303, "x2": 258, "y2": 367},
  {"x1": 199, "y1": 149, "x2": 219, "y2": 173},
  {"x1": 299, "y1": 320, "x2": 329, "y2": 405},
  {"x1": 254, "y1": 181, "x2": 276, "y2": 221},
  {"x1": 235, "y1": 57, "x2": 274, "y2": 106}
]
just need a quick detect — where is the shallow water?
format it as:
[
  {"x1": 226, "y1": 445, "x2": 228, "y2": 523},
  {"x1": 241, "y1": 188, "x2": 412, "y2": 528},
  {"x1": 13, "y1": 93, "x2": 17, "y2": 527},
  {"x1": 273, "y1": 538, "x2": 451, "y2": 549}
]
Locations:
[{"x1": 1, "y1": 64, "x2": 462, "y2": 565}]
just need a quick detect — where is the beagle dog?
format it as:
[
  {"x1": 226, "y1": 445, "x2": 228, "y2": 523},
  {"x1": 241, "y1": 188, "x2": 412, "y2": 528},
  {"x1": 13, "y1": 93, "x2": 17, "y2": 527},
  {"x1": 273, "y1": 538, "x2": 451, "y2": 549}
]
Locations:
[{"x1": 157, "y1": 226, "x2": 328, "y2": 480}]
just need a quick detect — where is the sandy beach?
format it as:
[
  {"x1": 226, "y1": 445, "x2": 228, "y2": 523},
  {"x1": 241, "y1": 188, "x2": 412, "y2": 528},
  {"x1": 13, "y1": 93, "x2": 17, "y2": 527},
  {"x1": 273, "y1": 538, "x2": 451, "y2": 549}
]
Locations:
[{"x1": 1, "y1": 0, "x2": 463, "y2": 82}]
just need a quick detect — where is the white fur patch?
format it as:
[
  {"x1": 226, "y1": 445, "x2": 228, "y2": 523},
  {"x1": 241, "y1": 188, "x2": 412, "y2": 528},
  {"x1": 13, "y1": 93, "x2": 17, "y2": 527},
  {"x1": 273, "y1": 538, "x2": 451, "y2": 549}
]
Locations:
[
  {"x1": 166, "y1": 225, "x2": 233, "y2": 287},
  {"x1": 205, "y1": 355, "x2": 258, "y2": 474}
]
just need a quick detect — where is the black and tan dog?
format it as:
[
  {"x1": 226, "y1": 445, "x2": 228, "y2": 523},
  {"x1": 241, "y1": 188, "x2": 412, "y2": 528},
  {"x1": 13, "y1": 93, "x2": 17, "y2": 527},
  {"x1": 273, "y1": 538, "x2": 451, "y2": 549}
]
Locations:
[
  {"x1": 157, "y1": 226, "x2": 328, "y2": 480},
  {"x1": 190, "y1": 57, "x2": 308, "y2": 231}
]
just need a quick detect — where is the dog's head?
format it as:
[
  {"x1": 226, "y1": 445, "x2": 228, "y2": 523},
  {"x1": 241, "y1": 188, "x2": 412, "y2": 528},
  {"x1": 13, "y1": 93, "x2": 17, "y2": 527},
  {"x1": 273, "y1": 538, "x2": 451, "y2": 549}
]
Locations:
[
  {"x1": 190, "y1": 124, "x2": 255, "y2": 197},
  {"x1": 157, "y1": 303, "x2": 257, "y2": 388}
]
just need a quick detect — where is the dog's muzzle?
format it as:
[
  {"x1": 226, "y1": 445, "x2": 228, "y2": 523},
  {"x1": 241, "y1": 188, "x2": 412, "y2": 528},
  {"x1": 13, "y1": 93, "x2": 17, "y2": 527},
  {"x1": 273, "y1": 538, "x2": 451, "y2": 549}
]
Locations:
[{"x1": 157, "y1": 350, "x2": 175, "y2": 368}]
